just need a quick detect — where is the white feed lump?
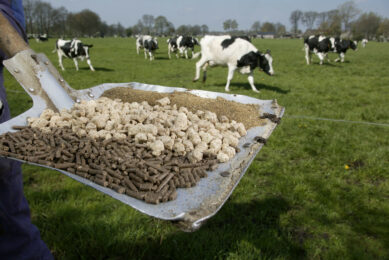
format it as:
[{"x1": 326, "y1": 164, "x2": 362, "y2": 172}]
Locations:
[{"x1": 27, "y1": 97, "x2": 247, "y2": 163}]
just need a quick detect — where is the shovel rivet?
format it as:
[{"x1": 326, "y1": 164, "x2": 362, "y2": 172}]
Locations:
[
  {"x1": 76, "y1": 99, "x2": 81, "y2": 103},
  {"x1": 59, "y1": 78, "x2": 64, "y2": 82},
  {"x1": 14, "y1": 68, "x2": 20, "y2": 73},
  {"x1": 220, "y1": 171, "x2": 230, "y2": 177},
  {"x1": 44, "y1": 61, "x2": 49, "y2": 65},
  {"x1": 28, "y1": 88, "x2": 35, "y2": 92},
  {"x1": 88, "y1": 92, "x2": 94, "y2": 98}
]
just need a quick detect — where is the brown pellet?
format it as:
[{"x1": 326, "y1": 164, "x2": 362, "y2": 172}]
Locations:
[
  {"x1": 0, "y1": 123, "x2": 221, "y2": 204},
  {"x1": 94, "y1": 178, "x2": 109, "y2": 187},
  {"x1": 123, "y1": 177, "x2": 138, "y2": 192},
  {"x1": 144, "y1": 192, "x2": 160, "y2": 204}
]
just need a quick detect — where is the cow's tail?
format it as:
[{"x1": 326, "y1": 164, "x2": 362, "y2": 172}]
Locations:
[{"x1": 192, "y1": 51, "x2": 201, "y2": 59}]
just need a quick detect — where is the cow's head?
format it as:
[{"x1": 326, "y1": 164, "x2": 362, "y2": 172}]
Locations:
[
  {"x1": 258, "y1": 50, "x2": 274, "y2": 76},
  {"x1": 193, "y1": 37, "x2": 200, "y2": 46},
  {"x1": 351, "y1": 40, "x2": 358, "y2": 50}
]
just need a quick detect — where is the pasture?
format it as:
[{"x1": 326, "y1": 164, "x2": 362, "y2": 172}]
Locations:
[{"x1": 3, "y1": 37, "x2": 389, "y2": 259}]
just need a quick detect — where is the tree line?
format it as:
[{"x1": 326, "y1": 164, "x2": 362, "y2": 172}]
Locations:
[
  {"x1": 289, "y1": 1, "x2": 389, "y2": 40},
  {"x1": 24, "y1": 0, "x2": 389, "y2": 40},
  {"x1": 23, "y1": 0, "x2": 210, "y2": 37}
]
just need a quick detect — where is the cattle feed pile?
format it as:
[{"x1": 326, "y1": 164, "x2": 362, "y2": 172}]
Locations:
[{"x1": 0, "y1": 92, "x2": 261, "y2": 204}]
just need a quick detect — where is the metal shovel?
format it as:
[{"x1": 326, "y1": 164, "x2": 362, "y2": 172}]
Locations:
[{"x1": 1, "y1": 49, "x2": 284, "y2": 231}]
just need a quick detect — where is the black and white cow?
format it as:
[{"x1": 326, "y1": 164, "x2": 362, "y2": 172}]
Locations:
[
  {"x1": 167, "y1": 36, "x2": 199, "y2": 59},
  {"x1": 193, "y1": 35, "x2": 274, "y2": 93},
  {"x1": 304, "y1": 35, "x2": 336, "y2": 65},
  {"x1": 35, "y1": 33, "x2": 48, "y2": 42},
  {"x1": 54, "y1": 38, "x2": 95, "y2": 71},
  {"x1": 136, "y1": 35, "x2": 158, "y2": 60},
  {"x1": 334, "y1": 38, "x2": 358, "y2": 62},
  {"x1": 167, "y1": 36, "x2": 178, "y2": 59}
]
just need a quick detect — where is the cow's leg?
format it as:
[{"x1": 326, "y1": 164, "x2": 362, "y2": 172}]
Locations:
[
  {"x1": 317, "y1": 53, "x2": 325, "y2": 65},
  {"x1": 335, "y1": 52, "x2": 345, "y2": 62},
  {"x1": 340, "y1": 53, "x2": 345, "y2": 62},
  {"x1": 136, "y1": 45, "x2": 140, "y2": 55},
  {"x1": 304, "y1": 45, "x2": 311, "y2": 65},
  {"x1": 86, "y1": 58, "x2": 95, "y2": 71},
  {"x1": 184, "y1": 49, "x2": 188, "y2": 59},
  {"x1": 149, "y1": 51, "x2": 153, "y2": 61},
  {"x1": 225, "y1": 65, "x2": 236, "y2": 92},
  {"x1": 193, "y1": 56, "x2": 208, "y2": 82},
  {"x1": 202, "y1": 62, "x2": 209, "y2": 82},
  {"x1": 324, "y1": 53, "x2": 330, "y2": 63},
  {"x1": 247, "y1": 72, "x2": 259, "y2": 93},
  {"x1": 73, "y1": 58, "x2": 79, "y2": 71},
  {"x1": 168, "y1": 47, "x2": 171, "y2": 59},
  {"x1": 58, "y1": 53, "x2": 65, "y2": 71},
  {"x1": 144, "y1": 49, "x2": 147, "y2": 59}
]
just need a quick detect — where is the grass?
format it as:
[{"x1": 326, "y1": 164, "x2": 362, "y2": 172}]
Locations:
[{"x1": 3, "y1": 37, "x2": 389, "y2": 259}]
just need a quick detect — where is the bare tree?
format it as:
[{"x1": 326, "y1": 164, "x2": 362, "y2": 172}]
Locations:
[
  {"x1": 34, "y1": 1, "x2": 53, "y2": 35},
  {"x1": 142, "y1": 14, "x2": 155, "y2": 34},
  {"x1": 302, "y1": 11, "x2": 318, "y2": 30},
  {"x1": 275, "y1": 23, "x2": 286, "y2": 36},
  {"x1": 50, "y1": 6, "x2": 68, "y2": 36},
  {"x1": 316, "y1": 12, "x2": 328, "y2": 28},
  {"x1": 317, "y1": 10, "x2": 341, "y2": 35},
  {"x1": 23, "y1": 0, "x2": 35, "y2": 34},
  {"x1": 251, "y1": 21, "x2": 261, "y2": 33},
  {"x1": 154, "y1": 16, "x2": 170, "y2": 36},
  {"x1": 338, "y1": 1, "x2": 361, "y2": 32},
  {"x1": 290, "y1": 10, "x2": 303, "y2": 34}
]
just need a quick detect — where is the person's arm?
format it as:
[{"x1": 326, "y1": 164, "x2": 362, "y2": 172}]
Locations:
[{"x1": 0, "y1": 11, "x2": 29, "y2": 58}]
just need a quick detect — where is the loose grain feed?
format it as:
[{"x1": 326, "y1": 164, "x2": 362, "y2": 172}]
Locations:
[
  {"x1": 102, "y1": 87, "x2": 266, "y2": 130},
  {"x1": 0, "y1": 127, "x2": 218, "y2": 204}
]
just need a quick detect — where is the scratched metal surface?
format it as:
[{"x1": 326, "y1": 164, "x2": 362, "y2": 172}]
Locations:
[{"x1": 0, "y1": 51, "x2": 284, "y2": 230}]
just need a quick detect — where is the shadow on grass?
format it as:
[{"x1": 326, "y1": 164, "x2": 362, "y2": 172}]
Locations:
[
  {"x1": 38, "y1": 191, "x2": 305, "y2": 259},
  {"x1": 79, "y1": 67, "x2": 114, "y2": 72},
  {"x1": 155, "y1": 57, "x2": 170, "y2": 60},
  {"x1": 213, "y1": 82, "x2": 290, "y2": 94}
]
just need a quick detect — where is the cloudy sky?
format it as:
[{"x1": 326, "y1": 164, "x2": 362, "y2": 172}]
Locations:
[{"x1": 44, "y1": 0, "x2": 389, "y2": 31}]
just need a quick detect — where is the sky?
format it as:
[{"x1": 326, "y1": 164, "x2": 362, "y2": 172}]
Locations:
[{"x1": 43, "y1": 0, "x2": 389, "y2": 31}]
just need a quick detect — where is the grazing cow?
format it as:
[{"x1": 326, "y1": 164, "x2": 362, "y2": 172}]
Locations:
[
  {"x1": 54, "y1": 38, "x2": 95, "y2": 71},
  {"x1": 304, "y1": 35, "x2": 336, "y2": 65},
  {"x1": 167, "y1": 36, "x2": 178, "y2": 59},
  {"x1": 193, "y1": 35, "x2": 274, "y2": 93},
  {"x1": 35, "y1": 33, "x2": 48, "y2": 42},
  {"x1": 167, "y1": 36, "x2": 199, "y2": 59},
  {"x1": 362, "y1": 38, "x2": 368, "y2": 48},
  {"x1": 334, "y1": 38, "x2": 358, "y2": 62},
  {"x1": 136, "y1": 35, "x2": 158, "y2": 60}
]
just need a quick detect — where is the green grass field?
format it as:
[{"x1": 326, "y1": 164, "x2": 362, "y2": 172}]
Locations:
[{"x1": 3, "y1": 37, "x2": 389, "y2": 259}]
